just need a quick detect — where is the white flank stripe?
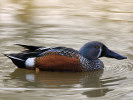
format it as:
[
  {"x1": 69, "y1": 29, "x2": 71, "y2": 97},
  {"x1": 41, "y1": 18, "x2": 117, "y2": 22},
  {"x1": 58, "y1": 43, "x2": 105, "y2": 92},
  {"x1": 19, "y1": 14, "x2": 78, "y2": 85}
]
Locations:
[
  {"x1": 97, "y1": 47, "x2": 102, "y2": 58},
  {"x1": 25, "y1": 58, "x2": 35, "y2": 67},
  {"x1": 8, "y1": 55, "x2": 24, "y2": 61}
]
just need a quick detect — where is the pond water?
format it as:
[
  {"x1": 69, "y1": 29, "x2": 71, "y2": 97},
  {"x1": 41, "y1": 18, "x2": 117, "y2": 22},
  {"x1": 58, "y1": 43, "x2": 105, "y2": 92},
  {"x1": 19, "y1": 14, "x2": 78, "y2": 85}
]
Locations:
[{"x1": 0, "y1": 0, "x2": 133, "y2": 100}]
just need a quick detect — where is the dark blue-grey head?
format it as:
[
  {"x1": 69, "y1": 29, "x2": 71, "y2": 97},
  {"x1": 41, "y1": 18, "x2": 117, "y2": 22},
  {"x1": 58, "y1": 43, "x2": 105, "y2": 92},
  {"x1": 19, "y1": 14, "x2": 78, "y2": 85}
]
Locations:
[{"x1": 79, "y1": 41, "x2": 127, "y2": 60}]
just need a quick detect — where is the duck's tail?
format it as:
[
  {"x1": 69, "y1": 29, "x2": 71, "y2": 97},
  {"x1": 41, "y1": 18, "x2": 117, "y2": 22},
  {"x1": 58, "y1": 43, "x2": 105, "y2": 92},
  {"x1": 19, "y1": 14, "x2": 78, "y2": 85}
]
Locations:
[
  {"x1": 4, "y1": 54, "x2": 26, "y2": 68},
  {"x1": 15, "y1": 44, "x2": 44, "y2": 51}
]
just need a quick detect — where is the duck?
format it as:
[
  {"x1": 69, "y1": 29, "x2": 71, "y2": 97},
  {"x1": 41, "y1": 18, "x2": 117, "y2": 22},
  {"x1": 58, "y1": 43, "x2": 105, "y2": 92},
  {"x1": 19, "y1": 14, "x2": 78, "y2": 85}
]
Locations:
[{"x1": 4, "y1": 41, "x2": 127, "y2": 72}]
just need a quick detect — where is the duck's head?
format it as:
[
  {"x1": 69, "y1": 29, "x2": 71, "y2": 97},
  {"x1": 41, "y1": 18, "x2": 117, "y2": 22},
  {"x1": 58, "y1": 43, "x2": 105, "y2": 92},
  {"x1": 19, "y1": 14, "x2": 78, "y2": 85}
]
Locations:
[{"x1": 79, "y1": 41, "x2": 127, "y2": 60}]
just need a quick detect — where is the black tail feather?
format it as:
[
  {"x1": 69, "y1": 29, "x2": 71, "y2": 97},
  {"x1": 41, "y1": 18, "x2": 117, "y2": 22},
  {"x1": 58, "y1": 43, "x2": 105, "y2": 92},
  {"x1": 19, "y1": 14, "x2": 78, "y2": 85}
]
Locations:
[
  {"x1": 15, "y1": 44, "x2": 44, "y2": 51},
  {"x1": 4, "y1": 54, "x2": 26, "y2": 68}
]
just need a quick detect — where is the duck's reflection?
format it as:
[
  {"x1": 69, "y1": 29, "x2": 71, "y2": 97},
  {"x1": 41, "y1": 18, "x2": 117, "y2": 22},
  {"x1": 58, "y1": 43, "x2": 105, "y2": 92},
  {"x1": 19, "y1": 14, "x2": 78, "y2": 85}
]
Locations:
[{"x1": 10, "y1": 69, "x2": 113, "y2": 97}]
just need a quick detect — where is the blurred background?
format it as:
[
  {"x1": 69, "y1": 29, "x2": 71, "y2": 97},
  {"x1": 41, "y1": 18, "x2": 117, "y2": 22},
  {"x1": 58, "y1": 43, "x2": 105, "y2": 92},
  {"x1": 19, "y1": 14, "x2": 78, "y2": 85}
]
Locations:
[{"x1": 0, "y1": 0, "x2": 133, "y2": 100}]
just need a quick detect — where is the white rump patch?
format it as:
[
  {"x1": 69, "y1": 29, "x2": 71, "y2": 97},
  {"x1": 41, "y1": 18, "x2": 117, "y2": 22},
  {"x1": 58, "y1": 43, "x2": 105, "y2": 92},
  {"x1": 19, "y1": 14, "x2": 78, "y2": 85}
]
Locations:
[
  {"x1": 25, "y1": 58, "x2": 35, "y2": 67},
  {"x1": 97, "y1": 47, "x2": 102, "y2": 58}
]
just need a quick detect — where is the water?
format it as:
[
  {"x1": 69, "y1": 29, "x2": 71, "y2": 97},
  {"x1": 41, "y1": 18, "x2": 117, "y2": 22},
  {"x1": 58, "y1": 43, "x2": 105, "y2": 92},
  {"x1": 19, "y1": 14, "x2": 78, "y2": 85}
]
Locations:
[{"x1": 0, "y1": 0, "x2": 133, "y2": 100}]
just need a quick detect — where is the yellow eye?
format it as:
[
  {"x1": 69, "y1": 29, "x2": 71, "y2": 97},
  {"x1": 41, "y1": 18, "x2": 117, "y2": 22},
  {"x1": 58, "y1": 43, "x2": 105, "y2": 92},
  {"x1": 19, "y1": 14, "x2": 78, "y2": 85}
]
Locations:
[{"x1": 95, "y1": 45, "x2": 100, "y2": 49}]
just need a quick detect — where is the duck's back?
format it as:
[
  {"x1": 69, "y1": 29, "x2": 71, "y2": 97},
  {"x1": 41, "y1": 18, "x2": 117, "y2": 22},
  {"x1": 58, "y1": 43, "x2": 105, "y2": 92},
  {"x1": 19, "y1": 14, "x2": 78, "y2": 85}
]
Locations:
[{"x1": 5, "y1": 46, "x2": 85, "y2": 71}]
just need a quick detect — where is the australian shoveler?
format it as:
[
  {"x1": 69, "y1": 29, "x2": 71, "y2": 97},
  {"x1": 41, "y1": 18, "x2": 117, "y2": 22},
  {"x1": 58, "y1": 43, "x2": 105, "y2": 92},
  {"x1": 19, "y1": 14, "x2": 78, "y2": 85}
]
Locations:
[{"x1": 4, "y1": 41, "x2": 127, "y2": 72}]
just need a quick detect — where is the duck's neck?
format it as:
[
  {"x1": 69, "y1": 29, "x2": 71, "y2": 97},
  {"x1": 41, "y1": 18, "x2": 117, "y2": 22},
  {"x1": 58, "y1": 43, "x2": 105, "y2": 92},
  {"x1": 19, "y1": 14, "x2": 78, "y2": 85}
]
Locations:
[
  {"x1": 79, "y1": 46, "x2": 97, "y2": 60},
  {"x1": 79, "y1": 48, "x2": 89, "y2": 59}
]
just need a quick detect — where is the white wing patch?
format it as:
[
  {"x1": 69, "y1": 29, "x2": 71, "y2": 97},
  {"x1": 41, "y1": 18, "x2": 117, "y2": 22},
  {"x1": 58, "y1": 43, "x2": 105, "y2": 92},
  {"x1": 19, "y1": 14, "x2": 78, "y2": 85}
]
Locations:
[{"x1": 25, "y1": 58, "x2": 35, "y2": 67}]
